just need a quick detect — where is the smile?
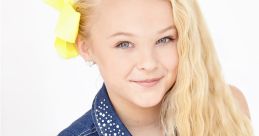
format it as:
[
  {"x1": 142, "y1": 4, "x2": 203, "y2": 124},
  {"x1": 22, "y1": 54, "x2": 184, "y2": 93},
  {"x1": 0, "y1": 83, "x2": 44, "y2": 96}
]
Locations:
[{"x1": 130, "y1": 77, "x2": 163, "y2": 88}]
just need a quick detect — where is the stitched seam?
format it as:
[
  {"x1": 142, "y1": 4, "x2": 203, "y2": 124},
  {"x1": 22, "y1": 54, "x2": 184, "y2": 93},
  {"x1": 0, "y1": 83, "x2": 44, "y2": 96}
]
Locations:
[
  {"x1": 84, "y1": 129, "x2": 97, "y2": 136},
  {"x1": 78, "y1": 128, "x2": 92, "y2": 136}
]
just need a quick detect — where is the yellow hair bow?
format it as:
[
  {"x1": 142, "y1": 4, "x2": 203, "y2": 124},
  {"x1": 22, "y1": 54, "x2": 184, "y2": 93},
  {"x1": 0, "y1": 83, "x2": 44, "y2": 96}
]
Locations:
[{"x1": 44, "y1": 0, "x2": 80, "y2": 59}]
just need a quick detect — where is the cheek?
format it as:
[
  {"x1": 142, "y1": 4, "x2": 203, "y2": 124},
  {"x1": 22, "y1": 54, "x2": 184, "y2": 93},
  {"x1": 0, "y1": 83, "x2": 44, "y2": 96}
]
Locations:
[
  {"x1": 96, "y1": 51, "x2": 133, "y2": 81},
  {"x1": 168, "y1": 54, "x2": 178, "y2": 71},
  {"x1": 159, "y1": 47, "x2": 179, "y2": 71}
]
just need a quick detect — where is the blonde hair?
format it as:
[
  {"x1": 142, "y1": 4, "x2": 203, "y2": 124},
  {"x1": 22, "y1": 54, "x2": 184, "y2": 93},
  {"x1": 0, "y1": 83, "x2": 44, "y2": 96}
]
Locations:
[
  {"x1": 74, "y1": 0, "x2": 254, "y2": 135},
  {"x1": 161, "y1": 0, "x2": 253, "y2": 135}
]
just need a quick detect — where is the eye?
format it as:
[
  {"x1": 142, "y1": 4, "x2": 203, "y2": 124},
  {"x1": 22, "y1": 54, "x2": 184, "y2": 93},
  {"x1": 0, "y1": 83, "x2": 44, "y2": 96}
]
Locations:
[
  {"x1": 115, "y1": 41, "x2": 134, "y2": 49},
  {"x1": 156, "y1": 36, "x2": 174, "y2": 45}
]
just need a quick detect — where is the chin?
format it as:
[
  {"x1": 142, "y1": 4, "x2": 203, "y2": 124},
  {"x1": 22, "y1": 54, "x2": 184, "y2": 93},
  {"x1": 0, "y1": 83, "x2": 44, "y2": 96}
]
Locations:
[
  {"x1": 126, "y1": 84, "x2": 168, "y2": 108},
  {"x1": 133, "y1": 95, "x2": 164, "y2": 108}
]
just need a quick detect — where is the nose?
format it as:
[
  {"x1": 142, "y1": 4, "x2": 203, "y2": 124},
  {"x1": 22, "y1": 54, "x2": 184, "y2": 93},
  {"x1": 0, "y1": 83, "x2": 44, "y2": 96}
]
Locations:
[{"x1": 136, "y1": 48, "x2": 158, "y2": 72}]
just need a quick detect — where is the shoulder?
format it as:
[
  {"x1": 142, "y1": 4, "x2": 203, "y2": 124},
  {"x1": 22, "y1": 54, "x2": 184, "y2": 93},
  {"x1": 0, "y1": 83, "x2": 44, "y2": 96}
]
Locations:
[
  {"x1": 58, "y1": 110, "x2": 98, "y2": 136},
  {"x1": 229, "y1": 85, "x2": 251, "y2": 119}
]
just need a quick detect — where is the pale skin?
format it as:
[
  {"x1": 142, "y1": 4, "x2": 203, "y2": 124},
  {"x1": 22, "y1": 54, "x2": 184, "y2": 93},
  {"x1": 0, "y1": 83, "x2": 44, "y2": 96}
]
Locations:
[{"x1": 76, "y1": 0, "x2": 251, "y2": 135}]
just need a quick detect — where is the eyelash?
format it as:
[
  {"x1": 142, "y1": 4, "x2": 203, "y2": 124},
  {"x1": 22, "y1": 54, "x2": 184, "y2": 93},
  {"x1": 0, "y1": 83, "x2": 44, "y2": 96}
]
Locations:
[
  {"x1": 156, "y1": 36, "x2": 174, "y2": 45},
  {"x1": 115, "y1": 36, "x2": 175, "y2": 49}
]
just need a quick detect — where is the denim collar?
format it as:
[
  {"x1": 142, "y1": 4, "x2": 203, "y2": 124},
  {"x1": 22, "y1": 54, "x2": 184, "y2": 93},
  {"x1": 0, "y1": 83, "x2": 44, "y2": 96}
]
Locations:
[{"x1": 91, "y1": 83, "x2": 132, "y2": 136}]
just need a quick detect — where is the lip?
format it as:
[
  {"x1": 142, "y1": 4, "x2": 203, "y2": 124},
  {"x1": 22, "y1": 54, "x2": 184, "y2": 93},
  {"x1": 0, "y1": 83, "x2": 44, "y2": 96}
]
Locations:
[{"x1": 130, "y1": 77, "x2": 163, "y2": 88}]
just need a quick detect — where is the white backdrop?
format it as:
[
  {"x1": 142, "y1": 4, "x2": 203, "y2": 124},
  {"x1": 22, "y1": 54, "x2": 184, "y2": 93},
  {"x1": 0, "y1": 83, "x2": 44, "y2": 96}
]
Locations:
[
  {"x1": 1, "y1": 0, "x2": 3, "y2": 135},
  {"x1": 1, "y1": 0, "x2": 259, "y2": 135}
]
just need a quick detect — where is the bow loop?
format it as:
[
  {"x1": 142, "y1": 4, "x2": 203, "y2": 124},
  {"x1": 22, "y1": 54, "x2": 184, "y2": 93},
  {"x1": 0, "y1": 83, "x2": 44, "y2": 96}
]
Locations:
[
  {"x1": 55, "y1": 3, "x2": 80, "y2": 43},
  {"x1": 44, "y1": 0, "x2": 74, "y2": 11},
  {"x1": 45, "y1": 0, "x2": 80, "y2": 59}
]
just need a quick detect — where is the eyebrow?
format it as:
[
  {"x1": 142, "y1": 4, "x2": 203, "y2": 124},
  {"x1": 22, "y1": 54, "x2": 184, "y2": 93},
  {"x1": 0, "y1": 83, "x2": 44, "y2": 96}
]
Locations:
[{"x1": 107, "y1": 25, "x2": 176, "y2": 39}]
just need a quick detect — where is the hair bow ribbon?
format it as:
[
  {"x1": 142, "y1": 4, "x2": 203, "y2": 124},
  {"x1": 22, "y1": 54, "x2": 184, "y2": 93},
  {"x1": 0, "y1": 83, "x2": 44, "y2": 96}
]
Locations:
[{"x1": 44, "y1": 0, "x2": 80, "y2": 59}]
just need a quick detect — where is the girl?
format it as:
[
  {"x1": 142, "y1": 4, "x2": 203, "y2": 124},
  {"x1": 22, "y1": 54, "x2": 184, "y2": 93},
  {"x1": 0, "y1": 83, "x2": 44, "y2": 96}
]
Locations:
[{"x1": 46, "y1": 0, "x2": 254, "y2": 135}]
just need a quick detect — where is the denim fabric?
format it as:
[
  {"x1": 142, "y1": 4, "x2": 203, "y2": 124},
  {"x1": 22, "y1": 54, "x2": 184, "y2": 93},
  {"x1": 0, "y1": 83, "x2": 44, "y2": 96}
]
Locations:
[{"x1": 58, "y1": 83, "x2": 132, "y2": 136}]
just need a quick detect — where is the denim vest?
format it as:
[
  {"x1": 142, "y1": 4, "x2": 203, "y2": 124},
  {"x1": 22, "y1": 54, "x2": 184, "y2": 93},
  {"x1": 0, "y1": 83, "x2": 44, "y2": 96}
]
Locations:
[{"x1": 58, "y1": 83, "x2": 132, "y2": 136}]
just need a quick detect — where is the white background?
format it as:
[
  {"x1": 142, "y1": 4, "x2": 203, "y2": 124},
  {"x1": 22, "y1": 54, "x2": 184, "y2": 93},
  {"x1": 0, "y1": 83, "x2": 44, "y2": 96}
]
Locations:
[{"x1": 1, "y1": 0, "x2": 259, "y2": 135}]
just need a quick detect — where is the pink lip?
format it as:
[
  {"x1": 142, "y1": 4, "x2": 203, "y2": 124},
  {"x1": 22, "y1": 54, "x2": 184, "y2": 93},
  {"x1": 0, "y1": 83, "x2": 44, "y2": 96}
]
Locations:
[{"x1": 131, "y1": 77, "x2": 163, "y2": 88}]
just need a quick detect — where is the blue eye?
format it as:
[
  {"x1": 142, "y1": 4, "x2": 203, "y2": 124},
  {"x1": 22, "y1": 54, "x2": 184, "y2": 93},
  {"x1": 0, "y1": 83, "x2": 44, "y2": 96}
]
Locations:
[
  {"x1": 116, "y1": 41, "x2": 133, "y2": 49},
  {"x1": 156, "y1": 36, "x2": 174, "y2": 45}
]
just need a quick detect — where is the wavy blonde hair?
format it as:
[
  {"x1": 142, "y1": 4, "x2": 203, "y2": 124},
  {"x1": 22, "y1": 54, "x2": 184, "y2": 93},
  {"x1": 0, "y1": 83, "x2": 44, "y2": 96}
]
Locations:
[
  {"x1": 160, "y1": 0, "x2": 253, "y2": 135},
  {"x1": 74, "y1": 0, "x2": 254, "y2": 135}
]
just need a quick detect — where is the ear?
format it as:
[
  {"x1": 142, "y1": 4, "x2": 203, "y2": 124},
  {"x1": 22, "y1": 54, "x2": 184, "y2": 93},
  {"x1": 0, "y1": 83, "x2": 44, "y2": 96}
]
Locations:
[{"x1": 75, "y1": 35, "x2": 94, "y2": 61}]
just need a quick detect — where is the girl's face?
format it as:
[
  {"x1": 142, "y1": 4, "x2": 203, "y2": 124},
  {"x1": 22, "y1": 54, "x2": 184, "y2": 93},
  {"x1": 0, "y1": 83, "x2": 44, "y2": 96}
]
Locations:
[{"x1": 85, "y1": 0, "x2": 178, "y2": 108}]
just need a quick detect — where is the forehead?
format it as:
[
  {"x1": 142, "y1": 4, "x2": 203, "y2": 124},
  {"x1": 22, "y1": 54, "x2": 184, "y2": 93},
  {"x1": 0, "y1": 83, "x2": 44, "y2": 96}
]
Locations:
[{"x1": 91, "y1": 0, "x2": 174, "y2": 37}]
